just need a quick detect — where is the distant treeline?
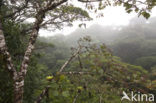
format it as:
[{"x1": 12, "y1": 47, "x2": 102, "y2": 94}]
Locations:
[{"x1": 39, "y1": 16, "x2": 156, "y2": 70}]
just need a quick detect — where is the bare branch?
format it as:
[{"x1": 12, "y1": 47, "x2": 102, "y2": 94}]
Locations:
[
  {"x1": 78, "y1": 55, "x2": 83, "y2": 69},
  {"x1": 99, "y1": 95, "x2": 102, "y2": 103},
  {"x1": 34, "y1": 86, "x2": 50, "y2": 103},
  {"x1": 62, "y1": 71, "x2": 90, "y2": 75},
  {"x1": 59, "y1": 46, "x2": 81, "y2": 72},
  {"x1": 73, "y1": 93, "x2": 79, "y2": 103}
]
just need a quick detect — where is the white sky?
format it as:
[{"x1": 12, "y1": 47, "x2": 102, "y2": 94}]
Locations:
[{"x1": 39, "y1": 4, "x2": 156, "y2": 37}]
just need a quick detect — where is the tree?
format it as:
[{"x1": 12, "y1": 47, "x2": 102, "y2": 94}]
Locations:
[
  {"x1": 34, "y1": 37, "x2": 155, "y2": 103},
  {"x1": 0, "y1": 0, "x2": 155, "y2": 103}
]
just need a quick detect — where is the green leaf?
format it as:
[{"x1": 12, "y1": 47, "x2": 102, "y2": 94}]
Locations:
[
  {"x1": 124, "y1": 3, "x2": 132, "y2": 10},
  {"x1": 127, "y1": 9, "x2": 132, "y2": 13},
  {"x1": 52, "y1": 90, "x2": 59, "y2": 96},
  {"x1": 142, "y1": 12, "x2": 150, "y2": 19},
  {"x1": 62, "y1": 91, "x2": 70, "y2": 97}
]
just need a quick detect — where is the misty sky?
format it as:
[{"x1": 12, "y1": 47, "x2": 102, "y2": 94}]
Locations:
[{"x1": 39, "y1": 4, "x2": 156, "y2": 37}]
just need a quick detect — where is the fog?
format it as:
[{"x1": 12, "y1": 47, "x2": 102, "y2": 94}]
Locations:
[
  {"x1": 41, "y1": 16, "x2": 156, "y2": 45},
  {"x1": 38, "y1": 16, "x2": 156, "y2": 70},
  {"x1": 2, "y1": 1, "x2": 156, "y2": 102}
]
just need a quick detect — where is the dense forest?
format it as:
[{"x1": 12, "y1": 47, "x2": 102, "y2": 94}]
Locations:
[
  {"x1": 1, "y1": 0, "x2": 156, "y2": 103},
  {"x1": 39, "y1": 16, "x2": 156, "y2": 71}
]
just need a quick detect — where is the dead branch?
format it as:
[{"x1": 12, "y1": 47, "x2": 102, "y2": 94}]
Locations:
[
  {"x1": 61, "y1": 71, "x2": 90, "y2": 75},
  {"x1": 59, "y1": 46, "x2": 81, "y2": 72},
  {"x1": 73, "y1": 93, "x2": 79, "y2": 103},
  {"x1": 34, "y1": 86, "x2": 50, "y2": 103},
  {"x1": 99, "y1": 95, "x2": 102, "y2": 103},
  {"x1": 78, "y1": 55, "x2": 83, "y2": 69}
]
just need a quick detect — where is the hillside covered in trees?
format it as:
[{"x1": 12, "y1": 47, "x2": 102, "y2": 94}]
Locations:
[
  {"x1": 41, "y1": 16, "x2": 156, "y2": 71},
  {"x1": 1, "y1": 0, "x2": 156, "y2": 103},
  {"x1": 27, "y1": 16, "x2": 156, "y2": 102}
]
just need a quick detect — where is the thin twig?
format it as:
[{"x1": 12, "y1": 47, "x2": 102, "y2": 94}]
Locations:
[
  {"x1": 61, "y1": 71, "x2": 90, "y2": 75},
  {"x1": 78, "y1": 55, "x2": 83, "y2": 69},
  {"x1": 73, "y1": 93, "x2": 79, "y2": 103},
  {"x1": 99, "y1": 95, "x2": 102, "y2": 103}
]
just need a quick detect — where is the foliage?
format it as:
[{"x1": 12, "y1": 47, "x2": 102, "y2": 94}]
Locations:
[
  {"x1": 33, "y1": 37, "x2": 155, "y2": 103},
  {"x1": 1, "y1": 0, "x2": 156, "y2": 103},
  {"x1": 0, "y1": 20, "x2": 27, "y2": 103},
  {"x1": 111, "y1": 18, "x2": 156, "y2": 70},
  {"x1": 0, "y1": 17, "x2": 50, "y2": 103}
]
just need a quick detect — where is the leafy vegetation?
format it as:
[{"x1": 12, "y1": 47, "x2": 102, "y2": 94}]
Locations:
[{"x1": 1, "y1": 0, "x2": 156, "y2": 103}]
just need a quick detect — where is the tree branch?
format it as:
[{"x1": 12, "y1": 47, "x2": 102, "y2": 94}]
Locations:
[
  {"x1": 61, "y1": 71, "x2": 90, "y2": 75},
  {"x1": 35, "y1": 45, "x2": 82, "y2": 103},
  {"x1": 78, "y1": 55, "x2": 83, "y2": 69},
  {"x1": 4, "y1": 0, "x2": 30, "y2": 19},
  {"x1": 73, "y1": 93, "x2": 79, "y2": 103},
  {"x1": 20, "y1": 0, "x2": 67, "y2": 78},
  {"x1": 59, "y1": 46, "x2": 81, "y2": 72},
  {"x1": 34, "y1": 86, "x2": 50, "y2": 103}
]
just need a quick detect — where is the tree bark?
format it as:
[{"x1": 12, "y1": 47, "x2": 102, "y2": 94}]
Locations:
[
  {"x1": 13, "y1": 79, "x2": 24, "y2": 103},
  {"x1": 0, "y1": 1, "x2": 68, "y2": 103}
]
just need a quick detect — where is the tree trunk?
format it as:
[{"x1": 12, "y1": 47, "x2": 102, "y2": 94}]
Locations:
[{"x1": 13, "y1": 80, "x2": 24, "y2": 103}]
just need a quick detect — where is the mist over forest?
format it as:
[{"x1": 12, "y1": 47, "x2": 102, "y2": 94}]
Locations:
[
  {"x1": 1, "y1": 0, "x2": 156, "y2": 103},
  {"x1": 39, "y1": 16, "x2": 156, "y2": 71}
]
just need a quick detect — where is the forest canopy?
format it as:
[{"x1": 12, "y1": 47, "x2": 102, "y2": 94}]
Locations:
[{"x1": 0, "y1": 0, "x2": 156, "y2": 103}]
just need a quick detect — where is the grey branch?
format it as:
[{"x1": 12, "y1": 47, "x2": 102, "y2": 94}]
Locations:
[
  {"x1": 34, "y1": 86, "x2": 50, "y2": 103},
  {"x1": 78, "y1": 55, "x2": 83, "y2": 69},
  {"x1": 73, "y1": 93, "x2": 79, "y2": 103},
  {"x1": 61, "y1": 71, "x2": 90, "y2": 75},
  {"x1": 59, "y1": 46, "x2": 81, "y2": 72}
]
